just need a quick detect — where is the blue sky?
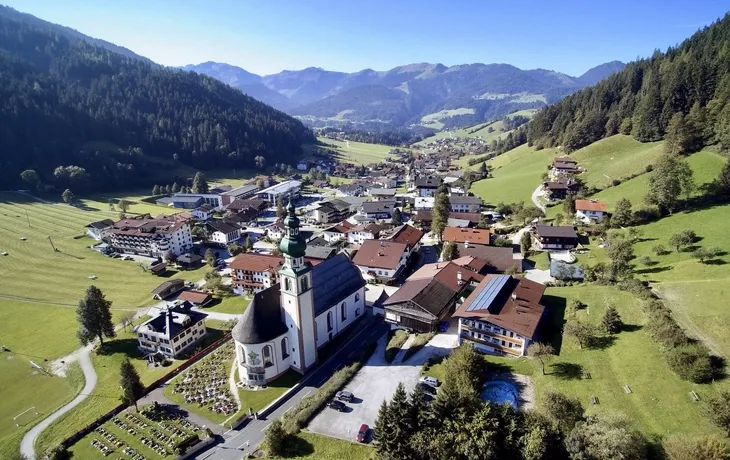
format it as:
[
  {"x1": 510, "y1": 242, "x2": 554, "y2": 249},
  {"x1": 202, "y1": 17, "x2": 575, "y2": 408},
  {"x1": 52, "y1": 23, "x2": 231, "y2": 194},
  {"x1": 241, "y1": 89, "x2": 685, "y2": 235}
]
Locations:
[{"x1": 4, "y1": 0, "x2": 728, "y2": 76}]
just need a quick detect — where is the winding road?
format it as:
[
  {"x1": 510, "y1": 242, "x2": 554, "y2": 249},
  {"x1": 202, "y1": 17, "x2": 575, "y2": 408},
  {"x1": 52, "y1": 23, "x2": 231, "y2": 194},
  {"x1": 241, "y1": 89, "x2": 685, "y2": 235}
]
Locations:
[{"x1": 531, "y1": 184, "x2": 546, "y2": 213}]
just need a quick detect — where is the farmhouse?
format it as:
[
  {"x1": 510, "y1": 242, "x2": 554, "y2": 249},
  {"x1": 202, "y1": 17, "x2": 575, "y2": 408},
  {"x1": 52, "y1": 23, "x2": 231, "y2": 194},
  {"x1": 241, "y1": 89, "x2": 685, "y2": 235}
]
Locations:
[
  {"x1": 383, "y1": 262, "x2": 482, "y2": 332},
  {"x1": 232, "y1": 201, "x2": 366, "y2": 386},
  {"x1": 533, "y1": 225, "x2": 579, "y2": 250},
  {"x1": 176, "y1": 290, "x2": 213, "y2": 307},
  {"x1": 85, "y1": 219, "x2": 114, "y2": 240},
  {"x1": 137, "y1": 303, "x2": 208, "y2": 358},
  {"x1": 369, "y1": 188, "x2": 397, "y2": 200},
  {"x1": 151, "y1": 279, "x2": 185, "y2": 300},
  {"x1": 449, "y1": 195, "x2": 482, "y2": 213},
  {"x1": 106, "y1": 214, "x2": 193, "y2": 257},
  {"x1": 575, "y1": 199, "x2": 608, "y2": 224},
  {"x1": 453, "y1": 274, "x2": 546, "y2": 357},
  {"x1": 352, "y1": 240, "x2": 409, "y2": 283}
]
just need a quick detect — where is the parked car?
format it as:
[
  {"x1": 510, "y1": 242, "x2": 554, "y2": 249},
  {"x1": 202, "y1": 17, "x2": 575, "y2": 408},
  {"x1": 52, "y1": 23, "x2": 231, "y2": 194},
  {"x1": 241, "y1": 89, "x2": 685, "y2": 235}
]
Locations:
[
  {"x1": 438, "y1": 321, "x2": 450, "y2": 332},
  {"x1": 356, "y1": 424, "x2": 370, "y2": 443},
  {"x1": 419, "y1": 376, "x2": 439, "y2": 387},
  {"x1": 335, "y1": 390, "x2": 354, "y2": 402},
  {"x1": 327, "y1": 400, "x2": 347, "y2": 412},
  {"x1": 419, "y1": 381, "x2": 437, "y2": 394}
]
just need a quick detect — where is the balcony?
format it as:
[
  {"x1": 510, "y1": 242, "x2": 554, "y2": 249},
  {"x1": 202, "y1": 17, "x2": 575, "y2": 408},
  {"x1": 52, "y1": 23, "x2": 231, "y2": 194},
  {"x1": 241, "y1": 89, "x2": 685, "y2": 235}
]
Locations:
[{"x1": 460, "y1": 331, "x2": 522, "y2": 356}]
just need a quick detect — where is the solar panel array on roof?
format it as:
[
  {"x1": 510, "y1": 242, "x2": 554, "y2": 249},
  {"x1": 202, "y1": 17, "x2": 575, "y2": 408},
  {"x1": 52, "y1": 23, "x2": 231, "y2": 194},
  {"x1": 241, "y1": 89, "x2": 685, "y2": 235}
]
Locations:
[{"x1": 465, "y1": 275, "x2": 509, "y2": 312}]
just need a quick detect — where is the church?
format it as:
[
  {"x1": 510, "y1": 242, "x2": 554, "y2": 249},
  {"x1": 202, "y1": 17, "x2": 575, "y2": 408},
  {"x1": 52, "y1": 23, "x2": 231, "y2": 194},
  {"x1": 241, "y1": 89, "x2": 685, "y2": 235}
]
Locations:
[{"x1": 233, "y1": 200, "x2": 367, "y2": 386}]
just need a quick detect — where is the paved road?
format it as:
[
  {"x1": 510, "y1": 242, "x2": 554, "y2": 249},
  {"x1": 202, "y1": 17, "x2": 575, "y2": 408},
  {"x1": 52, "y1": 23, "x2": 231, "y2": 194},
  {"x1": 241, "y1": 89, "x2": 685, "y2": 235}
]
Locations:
[
  {"x1": 531, "y1": 185, "x2": 546, "y2": 213},
  {"x1": 20, "y1": 343, "x2": 97, "y2": 460},
  {"x1": 196, "y1": 317, "x2": 390, "y2": 459}
]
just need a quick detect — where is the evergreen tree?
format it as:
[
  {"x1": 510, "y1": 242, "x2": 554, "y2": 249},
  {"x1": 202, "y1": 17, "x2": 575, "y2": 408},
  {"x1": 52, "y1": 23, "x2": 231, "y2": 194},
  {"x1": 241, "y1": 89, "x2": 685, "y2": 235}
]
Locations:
[
  {"x1": 388, "y1": 383, "x2": 414, "y2": 459},
  {"x1": 409, "y1": 383, "x2": 430, "y2": 432},
  {"x1": 646, "y1": 153, "x2": 694, "y2": 213},
  {"x1": 711, "y1": 159, "x2": 730, "y2": 201},
  {"x1": 477, "y1": 213, "x2": 490, "y2": 229},
  {"x1": 442, "y1": 241, "x2": 459, "y2": 261},
  {"x1": 62, "y1": 189, "x2": 75, "y2": 204},
  {"x1": 391, "y1": 208, "x2": 402, "y2": 226},
  {"x1": 119, "y1": 358, "x2": 144, "y2": 410},
  {"x1": 563, "y1": 195, "x2": 576, "y2": 216},
  {"x1": 479, "y1": 161, "x2": 487, "y2": 174},
  {"x1": 76, "y1": 285, "x2": 115, "y2": 346},
  {"x1": 664, "y1": 113, "x2": 693, "y2": 155},
  {"x1": 152, "y1": 185, "x2": 160, "y2": 196},
  {"x1": 172, "y1": 182, "x2": 180, "y2": 193},
  {"x1": 431, "y1": 185, "x2": 451, "y2": 241},
  {"x1": 632, "y1": 69, "x2": 664, "y2": 142},
  {"x1": 244, "y1": 234, "x2": 253, "y2": 252},
  {"x1": 205, "y1": 248, "x2": 215, "y2": 267},
  {"x1": 164, "y1": 184, "x2": 172, "y2": 194},
  {"x1": 520, "y1": 231, "x2": 532, "y2": 256},
  {"x1": 602, "y1": 306, "x2": 623, "y2": 334},
  {"x1": 276, "y1": 195, "x2": 286, "y2": 219},
  {"x1": 612, "y1": 198, "x2": 633, "y2": 227},
  {"x1": 191, "y1": 172, "x2": 209, "y2": 194},
  {"x1": 374, "y1": 400, "x2": 394, "y2": 456}
]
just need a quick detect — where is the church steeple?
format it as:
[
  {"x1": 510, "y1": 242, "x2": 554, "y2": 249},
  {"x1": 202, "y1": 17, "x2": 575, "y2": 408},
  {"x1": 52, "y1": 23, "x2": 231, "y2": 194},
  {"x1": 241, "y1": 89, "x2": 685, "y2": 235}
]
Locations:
[{"x1": 279, "y1": 197, "x2": 307, "y2": 270}]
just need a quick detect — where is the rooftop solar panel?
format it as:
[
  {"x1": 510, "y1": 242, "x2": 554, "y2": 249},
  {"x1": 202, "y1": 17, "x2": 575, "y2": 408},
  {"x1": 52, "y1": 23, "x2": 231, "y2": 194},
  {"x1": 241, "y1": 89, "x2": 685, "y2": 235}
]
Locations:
[{"x1": 465, "y1": 275, "x2": 509, "y2": 312}]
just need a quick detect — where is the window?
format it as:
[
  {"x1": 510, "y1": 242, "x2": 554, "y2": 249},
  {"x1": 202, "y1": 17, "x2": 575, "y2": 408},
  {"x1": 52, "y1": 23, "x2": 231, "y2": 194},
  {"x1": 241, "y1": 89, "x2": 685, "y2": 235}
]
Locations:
[
  {"x1": 355, "y1": 292, "x2": 360, "y2": 303},
  {"x1": 263, "y1": 345, "x2": 274, "y2": 367},
  {"x1": 355, "y1": 308, "x2": 361, "y2": 317},
  {"x1": 301, "y1": 276, "x2": 308, "y2": 291},
  {"x1": 341, "y1": 302, "x2": 347, "y2": 321},
  {"x1": 281, "y1": 337, "x2": 289, "y2": 359},
  {"x1": 284, "y1": 278, "x2": 292, "y2": 292},
  {"x1": 327, "y1": 311, "x2": 334, "y2": 332}
]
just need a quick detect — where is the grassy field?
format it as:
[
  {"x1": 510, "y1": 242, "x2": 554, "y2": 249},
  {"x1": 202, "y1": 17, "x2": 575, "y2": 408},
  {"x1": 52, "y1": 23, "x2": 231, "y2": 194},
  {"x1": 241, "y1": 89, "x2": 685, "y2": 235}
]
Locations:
[
  {"x1": 272, "y1": 431, "x2": 375, "y2": 460},
  {"x1": 416, "y1": 108, "x2": 538, "y2": 146},
  {"x1": 470, "y1": 144, "x2": 556, "y2": 205},
  {"x1": 238, "y1": 371, "x2": 302, "y2": 414},
  {"x1": 570, "y1": 135, "x2": 664, "y2": 189},
  {"x1": 420, "y1": 108, "x2": 475, "y2": 130},
  {"x1": 314, "y1": 138, "x2": 396, "y2": 165},
  {"x1": 204, "y1": 295, "x2": 250, "y2": 315}
]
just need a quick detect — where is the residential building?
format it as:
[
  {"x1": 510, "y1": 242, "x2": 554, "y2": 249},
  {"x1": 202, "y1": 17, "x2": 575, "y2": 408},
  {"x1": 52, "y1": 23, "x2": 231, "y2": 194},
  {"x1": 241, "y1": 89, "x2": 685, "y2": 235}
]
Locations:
[
  {"x1": 449, "y1": 195, "x2": 483, "y2": 213},
  {"x1": 455, "y1": 244, "x2": 521, "y2": 273},
  {"x1": 226, "y1": 198, "x2": 268, "y2": 214},
  {"x1": 453, "y1": 275, "x2": 546, "y2": 357},
  {"x1": 575, "y1": 199, "x2": 608, "y2": 224},
  {"x1": 176, "y1": 290, "x2": 213, "y2": 307},
  {"x1": 359, "y1": 200, "x2": 397, "y2": 220},
  {"x1": 267, "y1": 220, "x2": 286, "y2": 240},
  {"x1": 305, "y1": 245, "x2": 337, "y2": 261},
  {"x1": 338, "y1": 182, "x2": 365, "y2": 196},
  {"x1": 442, "y1": 227, "x2": 492, "y2": 247},
  {"x1": 191, "y1": 204, "x2": 212, "y2": 221},
  {"x1": 177, "y1": 253, "x2": 203, "y2": 270},
  {"x1": 543, "y1": 179, "x2": 578, "y2": 201},
  {"x1": 414, "y1": 197, "x2": 435, "y2": 211},
  {"x1": 369, "y1": 188, "x2": 396, "y2": 200},
  {"x1": 311, "y1": 199, "x2": 352, "y2": 224},
  {"x1": 415, "y1": 176, "x2": 442, "y2": 197},
  {"x1": 106, "y1": 214, "x2": 193, "y2": 257},
  {"x1": 137, "y1": 303, "x2": 208, "y2": 358},
  {"x1": 322, "y1": 222, "x2": 353, "y2": 243},
  {"x1": 388, "y1": 224, "x2": 424, "y2": 257},
  {"x1": 256, "y1": 180, "x2": 301, "y2": 203},
  {"x1": 347, "y1": 223, "x2": 382, "y2": 245},
  {"x1": 232, "y1": 201, "x2": 366, "y2": 385},
  {"x1": 206, "y1": 220, "x2": 242, "y2": 245},
  {"x1": 85, "y1": 219, "x2": 114, "y2": 240},
  {"x1": 415, "y1": 211, "x2": 482, "y2": 228},
  {"x1": 383, "y1": 262, "x2": 482, "y2": 332},
  {"x1": 151, "y1": 279, "x2": 185, "y2": 300},
  {"x1": 352, "y1": 240, "x2": 409, "y2": 282},
  {"x1": 550, "y1": 158, "x2": 580, "y2": 179},
  {"x1": 230, "y1": 253, "x2": 284, "y2": 294},
  {"x1": 533, "y1": 225, "x2": 579, "y2": 250},
  {"x1": 449, "y1": 187, "x2": 466, "y2": 196}
]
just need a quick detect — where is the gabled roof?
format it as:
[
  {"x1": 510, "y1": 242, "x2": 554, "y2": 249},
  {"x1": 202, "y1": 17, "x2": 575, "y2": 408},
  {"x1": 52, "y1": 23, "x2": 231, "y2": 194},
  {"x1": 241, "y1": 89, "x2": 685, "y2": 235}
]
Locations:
[
  {"x1": 449, "y1": 195, "x2": 483, "y2": 205},
  {"x1": 221, "y1": 183, "x2": 260, "y2": 197},
  {"x1": 227, "y1": 198, "x2": 268, "y2": 212},
  {"x1": 305, "y1": 245, "x2": 337, "y2": 260},
  {"x1": 453, "y1": 275, "x2": 545, "y2": 339},
  {"x1": 575, "y1": 199, "x2": 608, "y2": 213},
  {"x1": 229, "y1": 253, "x2": 283, "y2": 272},
  {"x1": 452, "y1": 256, "x2": 489, "y2": 274},
  {"x1": 443, "y1": 227, "x2": 491, "y2": 245},
  {"x1": 389, "y1": 224, "x2": 424, "y2": 247},
  {"x1": 535, "y1": 225, "x2": 578, "y2": 239},
  {"x1": 352, "y1": 240, "x2": 407, "y2": 270},
  {"x1": 232, "y1": 285, "x2": 287, "y2": 344},
  {"x1": 349, "y1": 223, "x2": 382, "y2": 234},
  {"x1": 414, "y1": 176, "x2": 442, "y2": 188},
  {"x1": 87, "y1": 219, "x2": 114, "y2": 230},
  {"x1": 455, "y1": 244, "x2": 520, "y2": 273},
  {"x1": 311, "y1": 254, "x2": 366, "y2": 316},
  {"x1": 151, "y1": 279, "x2": 184, "y2": 295},
  {"x1": 207, "y1": 220, "x2": 239, "y2": 235},
  {"x1": 361, "y1": 200, "x2": 396, "y2": 214},
  {"x1": 176, "y1": 290, "x2": 213, "y2": 305},
  {"x1": 141, "y1": 303, "x2": 207, "y2": 339},
  {"x1": 370, "y1": 188, "x2": 396, "y2": 196}
]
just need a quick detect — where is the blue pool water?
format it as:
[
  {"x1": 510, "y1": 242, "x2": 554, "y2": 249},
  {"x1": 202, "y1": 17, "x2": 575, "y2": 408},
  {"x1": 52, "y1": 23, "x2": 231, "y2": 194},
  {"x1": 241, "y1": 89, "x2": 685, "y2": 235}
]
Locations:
[{"x1": 481, "y1": 381, "x2": 518, "y2": 408}]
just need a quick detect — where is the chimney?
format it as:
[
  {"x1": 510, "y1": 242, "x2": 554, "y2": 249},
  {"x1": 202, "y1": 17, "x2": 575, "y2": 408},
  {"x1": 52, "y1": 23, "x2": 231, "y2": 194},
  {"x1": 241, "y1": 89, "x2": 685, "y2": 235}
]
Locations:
[
  {"x1": 464, "y1": 241, "x2": 469, "y2": 248},
  {"x1": 457, "y1": 271, "x2": 463, "y2": 285},
  {"x1": 511, "y1": 292, "x2": 517, "y2": 301}
]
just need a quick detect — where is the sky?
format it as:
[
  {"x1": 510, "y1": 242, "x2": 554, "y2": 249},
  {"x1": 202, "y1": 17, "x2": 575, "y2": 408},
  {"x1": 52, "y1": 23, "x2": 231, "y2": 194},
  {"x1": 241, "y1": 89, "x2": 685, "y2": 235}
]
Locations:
[{"x1": 3, "y1": 0, "x2": 728, "y2": 76}]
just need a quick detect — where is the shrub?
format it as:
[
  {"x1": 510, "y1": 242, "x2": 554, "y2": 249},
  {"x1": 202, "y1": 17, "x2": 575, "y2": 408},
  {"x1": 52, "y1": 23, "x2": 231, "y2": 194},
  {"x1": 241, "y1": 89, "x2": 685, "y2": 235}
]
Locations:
[
  {"x1": 705, "y1": 391, "x2": 730, "y2": 436},
  {"x1": 611, "y1": 178, "x2": 622, "y2": 187},
  {"x1": 263, "y1": 419, "x2": 290, "y2": 456},
  {"x1": 663, "y1": 435, "x2": 730, "y2": 460},
  {"x1": 493, "y1": 237, "x2": 512, "y2": 247},
  {"x1": 645, "y1": 164, "x2": 654, "y2": 173},
  {"x1": 652, "y1": 244, "x2": 669, "y2": 256},
  {"x1": 665, "y1": 343, "x2": 714, "y2": 383},
  {"x1": 638, "y1": 255, "x2": 652, "y2": 266}
]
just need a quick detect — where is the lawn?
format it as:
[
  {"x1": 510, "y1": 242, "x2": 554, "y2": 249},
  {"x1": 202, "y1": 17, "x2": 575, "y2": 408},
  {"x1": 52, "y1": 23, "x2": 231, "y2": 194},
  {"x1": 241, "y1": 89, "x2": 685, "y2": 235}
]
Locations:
[
  {"x1": 314, "y1": 137, "x2": 396, "y2": 165},
  {"x1": 238, "y1": 370, "x2": 302, "y2": 415},
  {"x1": 272, "y1": 431, "x2": 375, "y2": 460},
  {"x1": 385, "y1": 329, "x2": 409, "y2": 363},
  {"x1": 470, "y1": 144, "x2": 556, "y2": 205},
  {"x1": 203, "y1": 295, "x2": 250, "y2": 315},
  {"x1": 36, "y1": 320, "x2": 228, "y2": 455},
  {"x1": 570, "y1": 135, "x2": 664, "y2": 189},
  {"x1": 525, "y1": 251, "x2": 551, "y2": 270}
]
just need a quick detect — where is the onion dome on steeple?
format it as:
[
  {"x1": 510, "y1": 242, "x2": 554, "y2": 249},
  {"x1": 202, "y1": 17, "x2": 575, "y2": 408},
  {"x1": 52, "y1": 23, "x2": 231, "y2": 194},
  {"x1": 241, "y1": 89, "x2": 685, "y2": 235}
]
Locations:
[{"x1": 279, "y1": 197, "x2": 306, "y2": 258}]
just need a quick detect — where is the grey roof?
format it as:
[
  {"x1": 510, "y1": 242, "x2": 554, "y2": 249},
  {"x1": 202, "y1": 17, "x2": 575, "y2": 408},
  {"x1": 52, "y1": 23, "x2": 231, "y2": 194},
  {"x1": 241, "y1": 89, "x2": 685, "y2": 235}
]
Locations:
[
  {"x1": 370, "y1": 188, "x2": 396, "y2": 196},
  {"x1": 87, "y1": 219, "x2": 114, "y2": 229},
  {"x1": 449, "y1": 195, "x2": 483, "y2": 205},
  {"x1": 415, "y1": 176, "x2": 441, "y2": 188},
  {"x1": 207, "y1": 220, "x2": 239, "y2": 235},
  {"x1": 361, "y1": 200, "x2": 396, "y2": 214},
  {"x1": 232, "y1": 285, "x2": 288, "y2": 344},
  {"x1": 312, "y1": 254, "x2": 366, "y2": 316},
  {"x1": 151, "y1": 278, "x2": 185, "y2": 295},
  {"x1": 305, "y1": 245, "x2": 337, "y2": 260},
  {"x1": 535, "y1": 225, "x2": 579, "y2": 239},
  {"x1": 222, "y1": 184, "x2": 260, "y2": 197},
  {"x1": 328, "y1": 199, "x2": 353, "y2": 212},
  {"x1": 171, "y1": 194, "x2": 205, "y2": 203},
  {"x1": 178, "y1": 253, "x2": 202, "y2": 264}
]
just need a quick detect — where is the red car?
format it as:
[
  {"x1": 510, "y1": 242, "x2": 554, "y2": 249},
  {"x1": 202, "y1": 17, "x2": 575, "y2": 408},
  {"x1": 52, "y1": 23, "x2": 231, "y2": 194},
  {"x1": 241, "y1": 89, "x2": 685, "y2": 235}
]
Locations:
[{"x1": 356, "y1": 424, "x2": 369, "y2": 443}]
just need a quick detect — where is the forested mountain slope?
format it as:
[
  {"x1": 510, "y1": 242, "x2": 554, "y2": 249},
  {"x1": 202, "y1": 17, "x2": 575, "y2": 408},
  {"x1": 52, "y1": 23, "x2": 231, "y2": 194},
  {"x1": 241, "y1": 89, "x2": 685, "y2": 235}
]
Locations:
[
  {"x1": 525, "y1": 14, "x2": 730, "y2": 153},
  {"x1": 0, "y1": 9, "x2": 314, "y2": 191}
]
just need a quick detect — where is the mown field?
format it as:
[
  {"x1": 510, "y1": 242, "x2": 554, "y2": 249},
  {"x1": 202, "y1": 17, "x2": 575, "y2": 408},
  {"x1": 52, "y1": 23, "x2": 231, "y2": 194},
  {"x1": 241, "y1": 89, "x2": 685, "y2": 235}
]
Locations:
[
  {"x1": 470, "y1": 144, "x2": 556, "y2": 205},
  {"x1": 420, "y1": 107, "x2": 475, "y2": 130},
  {"x1": 271, "y1": 431, "x2": 375, "y2": 460},
  {"x1": 416, "y1": 108, "x2": 538, "y2": 146},
  {"x1": 315, "y1": 137, "x2": 395, "y2": 165}
]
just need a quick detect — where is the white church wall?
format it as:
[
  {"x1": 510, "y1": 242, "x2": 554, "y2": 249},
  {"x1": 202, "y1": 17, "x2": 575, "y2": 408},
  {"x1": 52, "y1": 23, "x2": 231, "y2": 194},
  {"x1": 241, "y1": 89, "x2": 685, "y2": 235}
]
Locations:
[{"x1": 314, "y1": 286, "x2": 366, "y2": 349}]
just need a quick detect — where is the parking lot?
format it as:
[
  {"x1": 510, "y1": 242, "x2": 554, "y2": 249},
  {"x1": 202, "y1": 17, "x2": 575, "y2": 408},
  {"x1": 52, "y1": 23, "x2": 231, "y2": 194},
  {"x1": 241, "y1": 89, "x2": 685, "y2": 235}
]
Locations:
[{"x1": 307, "y1": 324, "x2": 458, "y2": 443}]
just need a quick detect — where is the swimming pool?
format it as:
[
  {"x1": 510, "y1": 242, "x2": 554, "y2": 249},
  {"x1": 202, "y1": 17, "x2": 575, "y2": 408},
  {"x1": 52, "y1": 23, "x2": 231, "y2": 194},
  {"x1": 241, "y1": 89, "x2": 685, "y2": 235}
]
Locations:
[{"x1": 481, "y1": 380, "x2": 518, "y2": 408}]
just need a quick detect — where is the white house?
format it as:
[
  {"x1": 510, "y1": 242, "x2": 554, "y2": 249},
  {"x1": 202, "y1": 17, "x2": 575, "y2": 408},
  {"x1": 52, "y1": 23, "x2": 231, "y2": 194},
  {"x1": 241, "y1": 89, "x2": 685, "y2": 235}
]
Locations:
[
  {"x1": 347, "y1": 223, "x2": 382, "y2": 245},
  {"x1": 85, "y1": 219, "x2": 114, "y2": 240},
  {"x1": 232, "y1": 202, "x2": 366, "y2": 386},
  {"x1": 575, "y1": 199, "x2": 608, "y2": 224},
  {"x1": 414, "y1": 197, "x2": 435, "y2": 211},
  {"x1": 230, "y1": 253, "x2": 284, "y2": 295},
  {"x1": 352, "y1": 240, "x2": 409, "y2": 282},
  {"x1": 137, "y1": 302, "x2": 208, "y2": 358},
  {"x1": 449, "y1": 196, "x2": 482, "y2": 213},
  {"x1": 267, "y1": 220, "x2": 286, "y2": 240},
  {"x1": 322, "y1": 223, "x2": 352, "y2": 243},
  {"x1": 207, "y1": 220, "x2": 241, "y2": 245},
  {"x1": 191, "y1": 204, "x2": 212, "y2": 221}
]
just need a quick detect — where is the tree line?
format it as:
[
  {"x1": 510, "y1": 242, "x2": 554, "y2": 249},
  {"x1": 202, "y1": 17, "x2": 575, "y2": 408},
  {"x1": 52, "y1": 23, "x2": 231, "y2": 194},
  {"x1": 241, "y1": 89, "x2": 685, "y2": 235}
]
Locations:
[{"x1": 0, "y1": 10, "x2": 314, "y2": 191}]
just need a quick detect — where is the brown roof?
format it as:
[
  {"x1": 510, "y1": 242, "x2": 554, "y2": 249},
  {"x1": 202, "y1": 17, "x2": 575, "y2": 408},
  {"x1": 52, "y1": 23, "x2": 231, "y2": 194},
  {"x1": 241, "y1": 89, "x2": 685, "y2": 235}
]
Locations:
[
  {"x1": 451, "y1": 256, "x2": 488, "y2": 274},
  {"x1": 389, "y1": 224, "x2": 424, "y2": 247},
  {"x1": 227, "y1": 198, "x2": 268, "y2": 212},
  {"x1": 443, "y1": 227, "x2": 491, "y2": 245},
  {"x1": 177, "y1": 290, "x2": 212, "y2": 305},
  {"x1": 554, "y1": 157, "x2": 576, "y2": 165},
  {"x1": 575, "y1": 199, "x2": 608, "y2": 212},
  {"x1": 544, "y1": 181, "x2": 569, "y2": 191},
  {"x1": 111, "y1": 214, "x2": 189, "y2": 236},
  {"x1": 229, "y1": 253, "x2": 284, "y2": 273},
  {"x1": 453, "y1": 275, "x2": 545, "y2": 339},
  {"x1": 409, "y1": 261, "x2": 483, "y2": 292},
  {"x1": 455, "y1": 244, "x2": 521, "y2": 273},
  {"x1": 349, "y1": 223, "x2": 382, "y2": 234},
  {"x1": 352, "y1": 240, "x2": 407, "y2": 270}
]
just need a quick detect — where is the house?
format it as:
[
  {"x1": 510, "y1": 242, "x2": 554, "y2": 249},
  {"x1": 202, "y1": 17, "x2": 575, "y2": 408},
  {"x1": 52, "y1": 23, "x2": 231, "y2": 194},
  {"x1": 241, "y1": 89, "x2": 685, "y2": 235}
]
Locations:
[
  {"x1": 373, "y1": 176, "x2": 397, "y2": 189},
  {"x1": 322, "y1": 222, "x2": 354, "y2": 243},
  {"x1": 267, "y1": 220, "x2": 286, "y2": 240},
  {"x1": 226, "y1": 198, "x2": 268, "y2": 214},
  {"x1": 257, "y1": 180, "x2": 301, "y2": 203},
  {"x1": 206, "y1": 220, "x2": 241, "y2": 245},
  {"x1": 338, "y1": 182, "x2": 365, "y2": 196},
  {"x1": 575, "y1": 199, "x2": 608, "y2": 224},
  {"x1": 225, "y1": 208, "x2": 259, "y2": 227},
  {"x1": 177, "y1": 252, "x2": 203, "y2": 270},
  {"x1": 414, "y1": 197, "x2": 435, "y2": 211},
  {"x1": 383, "y1": 262, "x2": 482, "y2": 332},
  {"x1": 543, "y1": 179, "x2": 579, "y2": 201},
  {"x1": 311, "y1": 199, "x2": 352, "y2": 224},
  {"x1": 550, "y1": 158, "x2": 581, "y2": 179},
  {"x1": 230, "y1": 253, "x2": 284, "y2": 294},
  {"x1": 449, "y1": 196, "x2": 483, "y2": 213},
  {"x1": 106, "y1": 214, "x2": 193, "y2": 257},
  {"x1": 455, "y1": 244, "x2": 521, "y2": 273},
  {"x1": 191, "y1": 204, "x2": 213, "y2": 221},
  {"x1": 453, "y1": 274, "x2": 546, "y2": 357},
  {"x1": 449, "y1": 187, "x2": 466, "y2": 197},
  {"x1": 137, "y1": 302, "x2": 208, "y2": 358},
  {"x1": 415, "y1": 211, "x2": 483, "y2": 228},
  {"x1": 305, "y1": 245, "x2": 337, "y2": 261},
  {"x1": 415, "y1": 176, "x2": 442, "y2": 197},
  {"x1": 232, "y1": 202, "x2": 366, "y2": 386},
  {"x1": 150, "y1": 262, "x2": 168, "y2": 276},
  {"x1": 85, "y1": 219, "x2": 114, "y2": 240},
  {"x1": 312, "y1": 179, "x2": 330, "y2": 188},
  {"x1": 352, "y1": 240, "x2": 409, "y2": 283},
  {"x1": 369, "y1": 188, "x2": 397, "y2": 200},
  {"x1": 442, "y1": 227, "x2": 492, "y2": 247},
  {"x1": 388, "y1": 224, "x2": 424, "y2": 257},
  {"x1": 151, "y1": 279, "x2": 185, "y2": 300},
  {"x1": 359, "y1": 200, "x2": 397, "y2": 220},
  {"x1": 177, "y1": 290, "x2": 213, "y2": 307},
  {"x1": 533, "y1": 225, "x2": 579, "y2": 250},
  {"x1": 347, "y1": 223, "x2": 382, "y2": 245}
]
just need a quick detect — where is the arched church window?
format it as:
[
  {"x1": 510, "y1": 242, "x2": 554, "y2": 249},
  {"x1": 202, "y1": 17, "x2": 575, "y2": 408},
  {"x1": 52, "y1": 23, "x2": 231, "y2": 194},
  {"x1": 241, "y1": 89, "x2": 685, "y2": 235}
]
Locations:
[
  {"x1": 281, "y1": 337, "x2": 289, "y2": 359},
  {"x1": 263, "y1": 345, "x2": 274, "y2": 367},
  {"x1": 355, "y1": 293, "x2": 360, "y2": 303},
  {"x1": 301, "y1": 276, "x2": 308, "y2": 291},
  {"x1": 341, "y1": 302, "x2": 347, "y2": 321},
  {"x1": 284, "y1": 278, "x2": 292, "y2": 292}
]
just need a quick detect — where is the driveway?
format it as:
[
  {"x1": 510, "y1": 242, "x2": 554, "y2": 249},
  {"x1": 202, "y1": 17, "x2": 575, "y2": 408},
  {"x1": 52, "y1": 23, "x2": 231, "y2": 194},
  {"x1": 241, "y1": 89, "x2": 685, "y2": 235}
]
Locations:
[
  {"x1": 307, "y1": 328, "x2": 457, "y2": 442},
  {"x1": 531, "y1": 185, "x2": 546, "y2": 213}
]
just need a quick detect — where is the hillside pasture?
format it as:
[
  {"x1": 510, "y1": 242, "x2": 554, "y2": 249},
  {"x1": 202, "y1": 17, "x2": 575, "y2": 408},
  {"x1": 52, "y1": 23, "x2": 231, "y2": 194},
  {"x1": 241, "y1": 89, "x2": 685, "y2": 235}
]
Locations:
[
  {"x1": 420, "y1": 107, "x2": 475, "y2": 130},
  {"x1": 315, "y1": 137, "x2": 395, "y2": 165}
]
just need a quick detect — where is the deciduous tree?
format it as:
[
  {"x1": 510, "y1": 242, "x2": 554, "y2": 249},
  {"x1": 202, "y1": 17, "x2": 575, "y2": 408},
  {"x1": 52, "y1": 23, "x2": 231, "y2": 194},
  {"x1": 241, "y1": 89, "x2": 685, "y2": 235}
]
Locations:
[
  {"x1": 565, "y1": 413, "x2": 647, "y2": 460},
  {"x1": 20, "y1": 169, "x2": 41, "y2": 190},
  {"x1": 62, "y1": 189, "x2": 75, "y2": 204},
  {"x1": 152, "y1": 185, "x2": 160, "y2": 196},
  {"x1": 705, "y1": 391, "x2": 730, "y2": 435},
  {"x1": 392, "y1": 208, "x2": 402, "y2": 226},
  {"x1": 646, "y1": 153, "x2": 694, "y2": 213},
  {"x1": 520, "y1": 231, "x2": 532, "y2": 256},
  {"x1": 527, "y1": 342, "x2": 554, "y2": 375},
  {"x1": 205, "y1": 248, "x2": 215, "y2": 267},
  {"x1": 541, "y1": 390, "x2": 584, "y2": 433},
  {"x1": 612, "y1": 198, "x2": 633, "y2": 227},
  {"x1": 564, "y1": 321, "x2": 595, "y2": 349}
]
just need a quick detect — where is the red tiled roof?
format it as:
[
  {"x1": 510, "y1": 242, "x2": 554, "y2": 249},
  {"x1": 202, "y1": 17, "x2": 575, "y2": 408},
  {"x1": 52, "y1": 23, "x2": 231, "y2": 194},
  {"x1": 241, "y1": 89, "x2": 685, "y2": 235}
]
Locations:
[
  {"x1": 443, "y1": 227, "x2": 491, "y2": 245},
  {"x1": 389, "y1": 224, "x2": 424, "y2": 247},
  {"x1": 575, "y1": 199, "x2": 608, "y2": 212},
  {"x1": 352, "y1": 240, "x2": 407, "y2": 270},
  {"x1": 229, "y1": 253, "x2": 284, "y2": 272},
  {"x1": 177, "y1": 290, "x2": 212, "y2": 305}
]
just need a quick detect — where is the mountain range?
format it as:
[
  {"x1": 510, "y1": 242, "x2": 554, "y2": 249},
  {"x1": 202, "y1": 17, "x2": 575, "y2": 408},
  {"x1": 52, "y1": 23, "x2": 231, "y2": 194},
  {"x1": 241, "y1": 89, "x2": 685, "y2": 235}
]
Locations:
[{"x1": 182, "y1": 60, "x2": 626, "y2": 128}]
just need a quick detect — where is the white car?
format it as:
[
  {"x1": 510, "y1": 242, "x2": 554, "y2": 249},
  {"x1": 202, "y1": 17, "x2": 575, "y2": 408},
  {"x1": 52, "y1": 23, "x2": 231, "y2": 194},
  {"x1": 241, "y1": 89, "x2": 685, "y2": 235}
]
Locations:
[{"x1": 419, "y1": 376, "x2": 439, "y2": 387}]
